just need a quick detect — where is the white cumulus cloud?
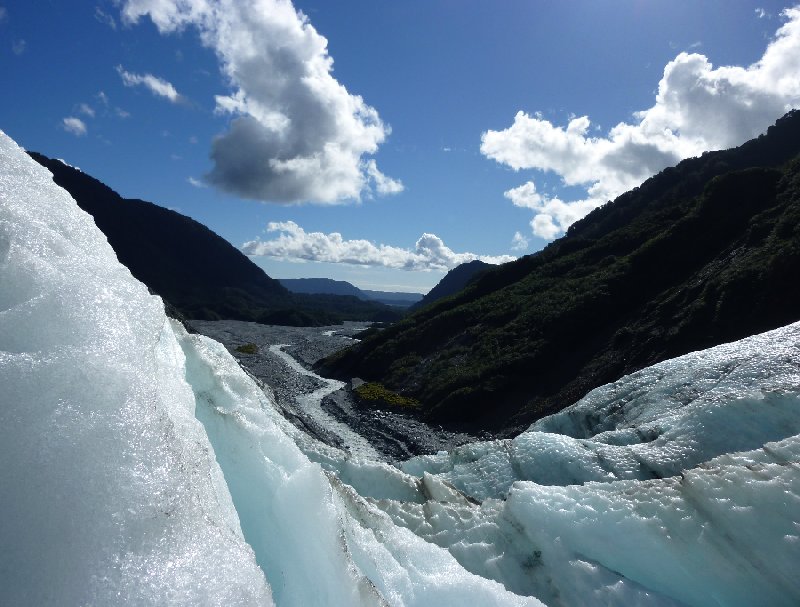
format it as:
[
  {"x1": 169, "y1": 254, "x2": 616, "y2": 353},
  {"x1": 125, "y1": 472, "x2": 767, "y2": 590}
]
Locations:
[
  {"x1": 482, "y1": 7, "x2": 800, "y2": 240},
  {"x1": 117, "y1": 65, "x2": 182, "y2": 103},
  {"x1": 61, "y1": 117, "x2": 87, "y2": 136},
  {"x1": 119, "y1": 0, "x2": 402, "y2": 204},
  {"x1": 241, "y1": 221, "x2": 515, "y2": 271},
  {"x1": 511, "y1": 231, "x2": 529, "y2": 252}
]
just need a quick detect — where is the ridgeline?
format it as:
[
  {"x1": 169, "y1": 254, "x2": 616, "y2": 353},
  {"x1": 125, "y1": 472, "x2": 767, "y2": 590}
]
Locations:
[
  {"x1": 30, "y1": 153, "x2": 400, "y2": 326},
  {"x1": 319, "y1": 111, "x2": 800, "y2": 435}
]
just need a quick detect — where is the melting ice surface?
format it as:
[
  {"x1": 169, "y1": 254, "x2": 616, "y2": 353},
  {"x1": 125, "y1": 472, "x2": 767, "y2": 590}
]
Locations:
[{"x1": 1, "y1": 130, "x2": 798, "y2": 606}]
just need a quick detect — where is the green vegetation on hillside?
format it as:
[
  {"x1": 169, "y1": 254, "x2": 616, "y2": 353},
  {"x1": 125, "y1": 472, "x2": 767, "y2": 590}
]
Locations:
[
  {"x1": 353, "y1": 382, "x2": 421, "y2": 408},
  {"x1": 320, "y1": 111, "x2": 800, "y2": 435},
  {"x1": 235, "y1": 343, "x2": 259, "y2": 355}
]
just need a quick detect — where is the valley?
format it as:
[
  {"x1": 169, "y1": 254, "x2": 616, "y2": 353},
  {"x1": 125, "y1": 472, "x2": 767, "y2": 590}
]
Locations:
[{"x1": 190, "y1": 320, "x2": 480, "y2": 462}]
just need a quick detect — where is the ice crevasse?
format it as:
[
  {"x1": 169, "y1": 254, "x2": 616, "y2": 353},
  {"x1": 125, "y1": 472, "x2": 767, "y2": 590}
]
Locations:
[{"x1": 1, "y1": 129, "x2": 799, "y2": 606}]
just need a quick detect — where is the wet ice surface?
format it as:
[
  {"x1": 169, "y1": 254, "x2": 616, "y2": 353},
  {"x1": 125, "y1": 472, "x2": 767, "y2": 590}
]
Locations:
[
  {"x1": 189, "y1": 319, "x2": 478, "y2": 462},
  {"x1": 4, "y1": 128, "x2": 800, "y2": 607}
]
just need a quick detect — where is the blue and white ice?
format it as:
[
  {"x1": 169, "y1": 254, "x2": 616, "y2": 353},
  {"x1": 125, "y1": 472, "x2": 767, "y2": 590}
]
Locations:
[
  {"x1": 403, "y1": 327, "x2": 800, "y2": 499},
  {"x1": 1, "y1": 129, "x2": 798, "y2": 606}
]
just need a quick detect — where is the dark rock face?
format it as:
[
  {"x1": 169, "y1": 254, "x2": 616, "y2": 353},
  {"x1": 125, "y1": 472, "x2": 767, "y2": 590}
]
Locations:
[{"x1": 320, "y1": 111, "x2": 800, "y2": 435}]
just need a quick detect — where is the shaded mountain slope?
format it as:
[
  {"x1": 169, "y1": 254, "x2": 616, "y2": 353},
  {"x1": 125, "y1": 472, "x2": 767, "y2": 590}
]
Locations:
[
  {"x1": 410, "y1": 260, "x2": 490, "y2": 311},
  {"x1": 319, "y1": 111, "x2": 800, "y2": 435},
  {"x1": 30, "y1": 153, "x2": 399, "y2": 325}
]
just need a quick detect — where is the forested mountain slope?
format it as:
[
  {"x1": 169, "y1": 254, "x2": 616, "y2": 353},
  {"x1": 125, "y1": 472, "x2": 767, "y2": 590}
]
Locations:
[
  {"x1": 410, "y1": 260, "x2": 490, "y2": 311},
  {"x1": 320, "y1": 111, "x2": 800, "y2": 434}
]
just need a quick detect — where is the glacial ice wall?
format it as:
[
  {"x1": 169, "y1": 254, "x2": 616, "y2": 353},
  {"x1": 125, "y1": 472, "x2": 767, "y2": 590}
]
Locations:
[
  {"x1": 0, "y1": 132, "x2": 272, "y2": 604},
  {"x1": 2, "y1": 127, "x2": 799, "y2": 607}
]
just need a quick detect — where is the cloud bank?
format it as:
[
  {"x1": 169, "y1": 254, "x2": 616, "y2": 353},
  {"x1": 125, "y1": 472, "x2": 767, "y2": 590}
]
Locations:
[
  {"x1": 482, "y1": 7, "x2": 800, "y2": 239},
  {"x1": 242, "y1": 221, "x2": 515, "y2": 271},
  {"x1": 119, "y1": 0, "x2": 402, "y2": 204},
  {"x1": 117, "y1": 66, "x2": 182, "y2": 103}
]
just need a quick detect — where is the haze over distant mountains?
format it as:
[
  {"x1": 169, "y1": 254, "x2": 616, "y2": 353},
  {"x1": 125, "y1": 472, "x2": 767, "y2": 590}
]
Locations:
[
  {"x1": 278, "y1": 278, "x2": 423, "y2": 308},
  {"x1": 320, "y1": 111, "x2": 800, "y2": 435}
]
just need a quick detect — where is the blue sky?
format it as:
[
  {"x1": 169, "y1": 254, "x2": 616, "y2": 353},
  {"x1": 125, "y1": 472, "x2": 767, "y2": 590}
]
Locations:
[{"x1": 1, "y1": 1, "x2": 798, "y2": 293}]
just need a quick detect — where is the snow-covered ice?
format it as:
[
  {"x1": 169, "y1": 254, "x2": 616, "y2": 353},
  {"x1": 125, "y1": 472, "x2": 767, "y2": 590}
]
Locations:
[{"x1": 2, "y1": 128, "x2": 799, "y2": 606}]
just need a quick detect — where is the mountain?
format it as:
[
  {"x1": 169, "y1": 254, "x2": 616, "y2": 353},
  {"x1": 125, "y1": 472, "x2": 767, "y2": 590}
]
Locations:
[
  {"x1": 29, "y1": 153, "x2": 400, "y2": 325},
  {"x1": 410, "y1": 260, "x2": 491, "y2": 311},
  {"x1": 360, "y1": 289, "x2": 423, "y2": 307},
  {"x1": 319, "y1": 111, "x2": 800, "y2": 435},
  {"x1": 280, "y1": 278, "x2": 423, "y2": 308},
  {"x1": 279, "y1": 277, "x2": 366, "y2": 298}
]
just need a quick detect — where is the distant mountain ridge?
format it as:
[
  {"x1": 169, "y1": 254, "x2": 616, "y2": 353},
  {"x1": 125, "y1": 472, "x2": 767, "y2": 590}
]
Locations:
[
  {"x1": 280, "y1": 278, "x2": 423, "y2": 308},
  {"x1": 361, "y1": 290, "x2": 423, "y2": 307},
  {"x1": 279, "y1": 278, "x2": 365, "y2": 298},
  {"x1": 410, "y1": 260, "x2": 490, "y2": 311},
  {"x1": 320, "y1": 111, "x2": 800, "y2": 435},
  {"x1": 30, "y1": 153, "x2": 400, "y2": 326}
]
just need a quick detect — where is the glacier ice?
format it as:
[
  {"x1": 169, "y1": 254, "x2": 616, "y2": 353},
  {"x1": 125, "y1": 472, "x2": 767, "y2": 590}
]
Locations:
[
  {"x1": 0, "y1": 132, "x2": 272, "y2": 605},
  {"x1": 2, "y1": 127, "x2": 799, "y2": 606}
]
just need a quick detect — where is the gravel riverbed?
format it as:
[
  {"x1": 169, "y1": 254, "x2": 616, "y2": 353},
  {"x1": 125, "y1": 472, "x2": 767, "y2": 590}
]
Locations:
[{"x1": 189, "y1": 320, "x2": 479, "y2": 463}]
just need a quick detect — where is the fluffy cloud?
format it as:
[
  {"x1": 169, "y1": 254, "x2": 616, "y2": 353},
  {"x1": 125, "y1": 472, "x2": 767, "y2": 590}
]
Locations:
[
  {"x1": 482, "y1": 7, "x2": 800, "y2": 239},
  {"x1": 511, "y1": 231, "x2": 529, "y2": 252},
  {"x1": 241, "y1": 221, "x2": 515, "y2": 271},
  {"x1": 119, "y1": 0, "x2": 402, "y2": 204},
  {"x1": 61, "y1": 117, "x2": 87, "y2": 136},
  {"x1": 117, "y1": 66, "x2": 182, "y2": 103},
  {"x1": 364, "y1": 159, "x2": 404, "y2": 195}
]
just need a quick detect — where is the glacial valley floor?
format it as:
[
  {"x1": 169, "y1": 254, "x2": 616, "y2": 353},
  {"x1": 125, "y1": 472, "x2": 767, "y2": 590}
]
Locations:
[{"x1": 189, "y1": 319, "x2": 480, "y2": 463}]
